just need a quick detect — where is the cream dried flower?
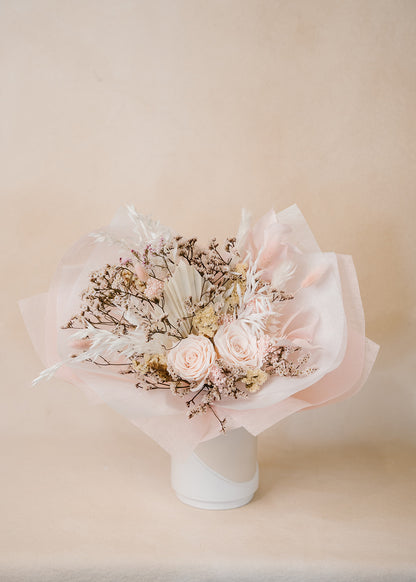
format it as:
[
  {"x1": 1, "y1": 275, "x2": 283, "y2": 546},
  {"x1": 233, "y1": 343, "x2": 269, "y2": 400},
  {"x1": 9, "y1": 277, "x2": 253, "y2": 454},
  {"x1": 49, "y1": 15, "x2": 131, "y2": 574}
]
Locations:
[
  {"x1": 224, "y1": 263, "x2": 248, "y2": 308},
  {"x1": 133, "y1": 353, "x2": 170, "y2": 379},
  {"x1": 241, "y1": 369, "x2": 268, "y2": 393},
  {"x1": 192, "y1": 304, "x2": 219, "y2": 338}
]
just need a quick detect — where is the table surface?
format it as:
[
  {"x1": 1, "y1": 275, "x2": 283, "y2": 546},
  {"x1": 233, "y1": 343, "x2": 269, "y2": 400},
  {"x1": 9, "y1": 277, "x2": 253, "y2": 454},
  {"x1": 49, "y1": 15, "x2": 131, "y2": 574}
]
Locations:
[{"x1": 1, "y1": 424, "x2": 415, "y2": 582}]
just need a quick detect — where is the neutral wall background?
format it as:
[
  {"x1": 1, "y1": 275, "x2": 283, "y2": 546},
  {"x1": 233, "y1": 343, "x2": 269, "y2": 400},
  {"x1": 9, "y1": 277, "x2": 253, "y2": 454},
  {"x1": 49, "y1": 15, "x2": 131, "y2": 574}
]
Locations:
[{"x1": 1, "y1": 0, "x2": 415, "y2": 449}]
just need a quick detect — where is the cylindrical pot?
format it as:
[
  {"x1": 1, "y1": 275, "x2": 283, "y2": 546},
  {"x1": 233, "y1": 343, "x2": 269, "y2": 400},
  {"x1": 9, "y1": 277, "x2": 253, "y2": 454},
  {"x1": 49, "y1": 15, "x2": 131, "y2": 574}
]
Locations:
[{"x1": 171, "y1": 427, "x2": 258, "y2": 510}]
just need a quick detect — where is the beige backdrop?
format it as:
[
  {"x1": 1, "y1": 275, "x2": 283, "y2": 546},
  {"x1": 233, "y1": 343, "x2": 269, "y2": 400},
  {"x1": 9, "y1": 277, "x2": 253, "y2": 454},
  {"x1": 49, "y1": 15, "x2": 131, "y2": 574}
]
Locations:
[
  {"x1": 1, "y1": 1, "x2": 416, "y2": 577},
  {"x1": 1, "y1": 0, "x2": 415, "y2": 445}
]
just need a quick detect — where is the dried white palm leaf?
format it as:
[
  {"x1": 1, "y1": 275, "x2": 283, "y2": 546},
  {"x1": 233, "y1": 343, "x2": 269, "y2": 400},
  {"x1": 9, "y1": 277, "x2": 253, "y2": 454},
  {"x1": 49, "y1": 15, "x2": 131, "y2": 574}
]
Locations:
[{"x1": 163, "y1": 260, "x2": 204, "y2": 336}]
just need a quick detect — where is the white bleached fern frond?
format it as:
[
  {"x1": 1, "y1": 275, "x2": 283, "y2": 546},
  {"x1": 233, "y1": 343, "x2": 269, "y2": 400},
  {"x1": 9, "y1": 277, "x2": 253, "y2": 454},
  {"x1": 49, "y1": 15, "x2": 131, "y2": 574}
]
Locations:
[
  {"x1": 33, "y1": 360, "x2": 71, "y2": 386},
  {"x1": 89, "y1": 205, "x2": 173, "y2": 253},
  {"x1": 89, "y1": 230, "x2": 133, "y2": 250},
  {"x1": 70, "y1": 325, "x2": 152, "y2": 360},
  {"x1": 33, "y1": 324, "x2": 154, "y2": 386},
  {"x1": 271, "y1": 260, "x2": 296, "y2": 290},
  {"x1": 236, "y1": 208, "x2": 252, "y2": 247},
  {"x1": 236, "y1": 264, "x2": 275, "y2": 335},
  {"x1": 241, "y1": 264, "x2": 268, "y2": 306},
  {"x1": 126, "y1": 205, "x2": 173, "y2": 251}
]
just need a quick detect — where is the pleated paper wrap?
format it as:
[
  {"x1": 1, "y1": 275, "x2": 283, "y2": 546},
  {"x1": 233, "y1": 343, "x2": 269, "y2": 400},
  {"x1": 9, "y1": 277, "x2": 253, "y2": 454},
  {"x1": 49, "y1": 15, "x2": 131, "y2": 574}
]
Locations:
[{"x1": 20, "y1": 205, "x2": 379, "y2": 459}]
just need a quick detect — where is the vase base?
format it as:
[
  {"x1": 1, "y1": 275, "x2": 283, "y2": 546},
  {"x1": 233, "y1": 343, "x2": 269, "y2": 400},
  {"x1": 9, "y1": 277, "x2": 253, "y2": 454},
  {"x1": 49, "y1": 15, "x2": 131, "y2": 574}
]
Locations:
[
  {"x1": 170, "y1": 430, "x2": 259, "y2": 511},
  {"x1": 175, "y1": 492, "x2": 255, "y2": 510}
]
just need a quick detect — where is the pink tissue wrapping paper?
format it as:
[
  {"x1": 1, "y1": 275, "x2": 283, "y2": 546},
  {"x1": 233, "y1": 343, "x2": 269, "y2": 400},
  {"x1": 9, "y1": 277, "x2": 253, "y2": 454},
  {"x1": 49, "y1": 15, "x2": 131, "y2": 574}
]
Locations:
[{"x1": 19, "y1": 205, "x2": 379, "y2": 459}]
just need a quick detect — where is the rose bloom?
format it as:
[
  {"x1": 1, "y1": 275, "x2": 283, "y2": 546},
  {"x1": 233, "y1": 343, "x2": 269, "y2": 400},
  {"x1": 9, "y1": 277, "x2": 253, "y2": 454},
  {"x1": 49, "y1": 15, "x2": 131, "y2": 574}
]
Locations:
[
  {"x1": 214, "y1": 320, "x2": 265, "y2": 368},
  {"x1": 167, "y1": 334, "x2": 216, "y2": 382}
]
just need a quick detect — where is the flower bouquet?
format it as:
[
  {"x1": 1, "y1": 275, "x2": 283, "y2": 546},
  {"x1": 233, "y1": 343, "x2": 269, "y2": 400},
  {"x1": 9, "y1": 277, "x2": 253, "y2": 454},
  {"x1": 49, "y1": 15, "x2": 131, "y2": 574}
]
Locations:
[{"x1": 20, "y1": 204, "x2": 378, "y2": 509}]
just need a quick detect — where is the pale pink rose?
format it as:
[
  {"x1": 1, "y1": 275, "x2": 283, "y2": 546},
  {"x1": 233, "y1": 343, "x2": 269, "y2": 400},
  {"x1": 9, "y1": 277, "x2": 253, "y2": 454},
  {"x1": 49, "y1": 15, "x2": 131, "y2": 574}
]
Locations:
[
  {"x1": 208, "y1": 363, "x2": 227, "y2": 388},
  {"x1": 167, "y1": 335, "x2": 216, "y2": 382},
  {"x1": 214, "y1": 320, "x2": 265, "y2": 368}
]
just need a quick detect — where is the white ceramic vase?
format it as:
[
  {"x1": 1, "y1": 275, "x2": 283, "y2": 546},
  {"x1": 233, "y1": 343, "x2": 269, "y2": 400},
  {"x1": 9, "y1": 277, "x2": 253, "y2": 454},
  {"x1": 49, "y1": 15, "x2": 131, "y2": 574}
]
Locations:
[{"x1": 171, "y1": 427, "x2": 258, "y2": 510}]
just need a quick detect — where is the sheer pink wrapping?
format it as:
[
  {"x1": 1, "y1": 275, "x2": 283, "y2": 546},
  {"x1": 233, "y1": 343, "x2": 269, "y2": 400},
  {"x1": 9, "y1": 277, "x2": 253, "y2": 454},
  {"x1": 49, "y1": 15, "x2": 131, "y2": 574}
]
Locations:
[{"x1": 19, "y1": 206, "x2": 379, "y2": 459}]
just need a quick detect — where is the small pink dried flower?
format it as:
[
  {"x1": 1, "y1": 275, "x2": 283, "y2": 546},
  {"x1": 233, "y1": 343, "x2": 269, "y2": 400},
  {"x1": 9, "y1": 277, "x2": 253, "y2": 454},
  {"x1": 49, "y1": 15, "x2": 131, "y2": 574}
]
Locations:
[
  {"x1": 71, "y1": 338, "x2": 93, "y2": 351},
  {"x1": 217, "y1": 313, "x2": 233, "y2": 326},
  {"x1": 144, "y1": 278, "x2": 164, "y2": 299},
  {"x1": 208, "y1": 363, "x2": 227, "y2": 388},
  {"x1": 134, "y1": 263, "x2": 149, "y2": 282}
]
